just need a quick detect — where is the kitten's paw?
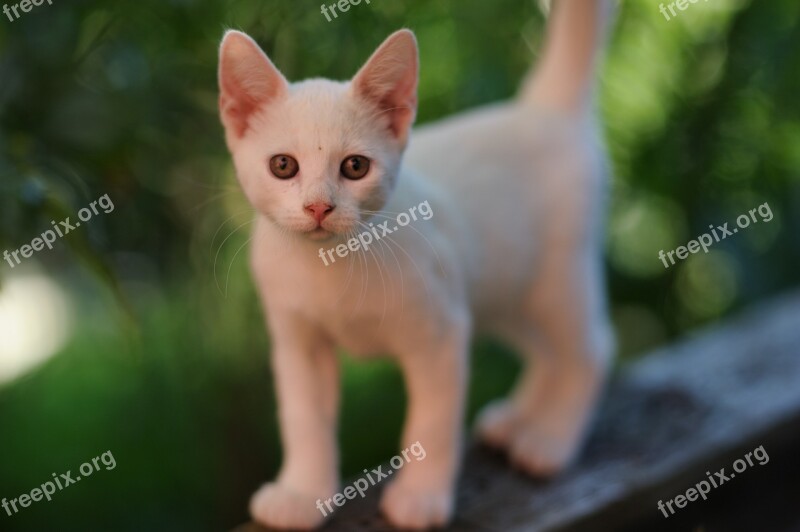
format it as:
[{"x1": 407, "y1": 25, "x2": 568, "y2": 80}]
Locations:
[
  {"x1": 249, "y1": 482, "x2": 327, "y2": 530},
  {"x1": 380, "y1": 480, "x2": 454, "y2": 530},
  {"x1": 474, "y1": 399, "x2": 519, "y2": 449},
  {"x1": 508, "y1": 425, "x2": 577, "y2": 478}
]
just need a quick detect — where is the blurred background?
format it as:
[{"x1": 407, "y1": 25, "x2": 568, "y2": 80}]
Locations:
[{"x1": 0, "y1": 0, "x2": 798, "y2": 530}]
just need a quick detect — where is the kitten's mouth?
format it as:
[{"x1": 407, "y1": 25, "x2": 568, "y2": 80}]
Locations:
[
  {"x1": 301, "y1": 222, "x2": 346, "y2": 241},
  {"x1": 295, "y1": 220, "x2": 354, "y2": 241}
]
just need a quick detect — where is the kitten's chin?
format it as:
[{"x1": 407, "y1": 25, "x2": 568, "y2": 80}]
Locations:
[{"x1": 304, "y1": 227, "x2": 336, "y2": 241}]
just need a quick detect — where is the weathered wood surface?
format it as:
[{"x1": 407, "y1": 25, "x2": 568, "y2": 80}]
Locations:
[{"x1": 237, "y1": 292, "x2": 800, "y2": 531}]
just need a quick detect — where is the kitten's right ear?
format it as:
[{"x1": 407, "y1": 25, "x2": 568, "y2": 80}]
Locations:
[{"x1": 218, "y1": 30, "x2": 288, "y2": 142}]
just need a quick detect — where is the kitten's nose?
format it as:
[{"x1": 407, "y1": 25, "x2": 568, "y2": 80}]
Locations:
[{"x1": 304, "y1": 202, "x2": 335, "y2": 223}]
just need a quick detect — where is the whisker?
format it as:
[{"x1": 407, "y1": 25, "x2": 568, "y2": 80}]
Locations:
[
  {"x1": 379, "y1": 230, "x2": 435, "y2": 309},
  {"x1": 210, "y1": 208, "x2": 256, "y2": 253},
  {"x1": 358, "y1": 220, "x2": 405, "y2": 314},
  {"x1": 179, "y1": 176, "x2": 233, "y2": 191},
  {"x1": 358, "y1": 211, "x2": 447, "y2": 278},
  {"x1": 224, "y1": 235, "x2": 254, "y2": 298},
  {"x1": 364, "y1": 236, "x2": 389, "y2": 328},
  {"x1": 336, "y1": 231, "x2": 358, "y2": 304},
  {"x1": 213, "y1": 217, "x2": 255, "y2": 296},
  {"x1": 193, "y1": 188, "x2": 241, "y2": 212}
]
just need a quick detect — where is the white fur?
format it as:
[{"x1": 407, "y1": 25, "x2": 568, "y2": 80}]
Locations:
[{"x1": 220, "y1": 2, "x2": 614, "y2": 529}]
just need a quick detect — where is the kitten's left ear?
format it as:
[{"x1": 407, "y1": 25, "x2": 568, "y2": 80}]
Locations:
[
  {"x1": 218, "y1": 30, "x2": 289, "y2": 144},
  {"x1": 351, "y1": 30, "x2": 419, "y2": 145}
]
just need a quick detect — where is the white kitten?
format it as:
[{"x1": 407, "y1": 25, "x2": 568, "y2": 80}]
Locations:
[{"x1": 218, "y1": 1, "x2": 614, "y2": 529}]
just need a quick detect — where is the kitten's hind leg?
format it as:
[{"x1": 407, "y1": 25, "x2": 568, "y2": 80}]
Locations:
[
  {"x1": 476, "y1": 255, "x2": 614, "y2": 477},
  {"x1": 473, "y1": 326, "x2": 549, "y2": 451}
]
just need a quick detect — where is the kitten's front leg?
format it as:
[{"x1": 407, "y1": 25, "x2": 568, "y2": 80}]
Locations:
[
  {"x1": 381, "y1": 322, "x2": 469, "y2": 530},
  {"x1": 250, "y1": 313, "x2": 340, "y2": 530}
]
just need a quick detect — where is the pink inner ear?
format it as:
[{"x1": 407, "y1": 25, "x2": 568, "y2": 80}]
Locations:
[
  {"x1": 218, "y1": 32, "x2": 287, "y2": 140},
  {"x1": 357, "y1": 76, "x2": 418, "y2": 138},
  {"x1": 219, "y1": 81, "x2": 262, "y2": 139},
  {"x1": 353, "y1": 31, "x2": 419, "y2": 142}
]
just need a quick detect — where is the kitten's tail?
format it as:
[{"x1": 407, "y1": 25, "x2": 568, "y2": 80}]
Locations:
[{"x1": 520, "y1": 0, "x2": 614, "y2": 114}]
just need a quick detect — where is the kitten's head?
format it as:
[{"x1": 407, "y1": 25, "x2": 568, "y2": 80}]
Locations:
[{"x1": 218, "y1": 30, "x2": 419, "y2": 241}]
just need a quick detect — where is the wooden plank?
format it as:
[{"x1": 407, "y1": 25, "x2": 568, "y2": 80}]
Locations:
[{"x1": 236, "y1": 292, "x2": 800, "y2": 531}]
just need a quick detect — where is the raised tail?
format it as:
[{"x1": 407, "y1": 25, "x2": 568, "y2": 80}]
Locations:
[{"x1": 520, "y1": 0, "x2": 614, "y2": 114}]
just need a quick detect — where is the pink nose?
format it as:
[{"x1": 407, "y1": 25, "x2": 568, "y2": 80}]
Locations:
[{"x1": 304, "y1": 202, "x2": 335, "y2": 223}]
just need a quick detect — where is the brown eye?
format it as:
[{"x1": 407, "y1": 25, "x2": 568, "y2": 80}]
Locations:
[
  {"x1": 340, "y1": 155, "x2": 371, "y2": 180},
  {"x1": 269, "y1": 155, "x2": 299, "y2": 179}
]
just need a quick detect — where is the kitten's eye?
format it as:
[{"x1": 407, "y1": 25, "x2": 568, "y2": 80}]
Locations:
[
  {"x1": 269, "y1": 155, "x2": 299, "y2": 179},
  {"x1": 340, "y1": 155, "x2": 371, "y2": 180}
]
